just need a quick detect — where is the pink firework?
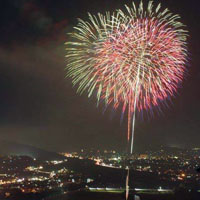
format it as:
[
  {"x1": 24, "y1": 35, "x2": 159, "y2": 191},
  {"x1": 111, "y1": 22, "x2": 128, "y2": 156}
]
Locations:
[{"x1": 66, "y1": 1, "x2": 188, "y2": 150}]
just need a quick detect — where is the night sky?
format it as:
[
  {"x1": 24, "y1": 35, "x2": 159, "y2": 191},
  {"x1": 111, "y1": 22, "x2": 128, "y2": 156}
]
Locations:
[{"x1": 0, "y1": 0, "x2": 200, "y2": 152}]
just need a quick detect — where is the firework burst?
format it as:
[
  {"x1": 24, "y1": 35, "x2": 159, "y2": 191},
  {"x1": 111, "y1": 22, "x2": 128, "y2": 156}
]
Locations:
[{"x1": 65, "y1": 1, "x2": 187, "y2": 147}]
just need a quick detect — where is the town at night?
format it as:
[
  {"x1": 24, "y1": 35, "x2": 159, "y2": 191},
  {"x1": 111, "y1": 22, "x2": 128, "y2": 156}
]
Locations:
[{"x1": 0, "y1": 145, "x2": 200, "y2": 199}]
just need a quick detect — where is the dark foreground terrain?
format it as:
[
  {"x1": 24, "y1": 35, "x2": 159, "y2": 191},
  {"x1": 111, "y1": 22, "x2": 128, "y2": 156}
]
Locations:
[{"x1": 45, "y1": 191, "x2": 200, "y2": 200}]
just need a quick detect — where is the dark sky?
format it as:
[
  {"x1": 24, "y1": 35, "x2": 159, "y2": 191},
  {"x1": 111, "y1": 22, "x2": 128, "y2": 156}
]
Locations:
[{"x1": 0, "y1": 0, "x2": 200, "y2": 152}]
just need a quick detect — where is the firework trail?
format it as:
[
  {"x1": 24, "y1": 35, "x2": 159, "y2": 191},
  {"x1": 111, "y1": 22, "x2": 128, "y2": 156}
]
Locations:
[{"x1": 66, "y1": 1, "x2": 187, "y2": 199}]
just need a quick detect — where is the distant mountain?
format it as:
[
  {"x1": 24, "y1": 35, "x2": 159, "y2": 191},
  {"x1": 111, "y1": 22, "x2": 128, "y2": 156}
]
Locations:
[
  {"x1": 0, "y1": 140, "x2": 65, "y2": 161},
  {"x1": 136, "y1": 144, "x2": 185, "y2": 153}
]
